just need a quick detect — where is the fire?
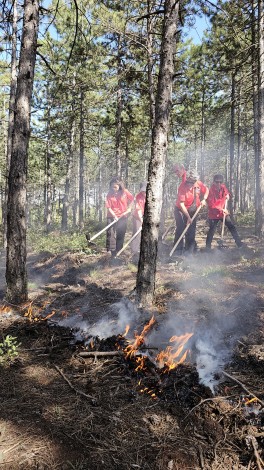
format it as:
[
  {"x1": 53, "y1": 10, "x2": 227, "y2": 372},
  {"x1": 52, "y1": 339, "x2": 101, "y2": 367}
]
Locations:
[
  {"x1": 0, "y1": 305, "x2": 12, "y2": 314},
  {"x1": 124, "y1": 316, "x2": 156, "y2": 359},
  {"x1": 137, "y1": 380, "x2": 157, "y2": 399},
  {"x1": 123, "y1": 325, "x2": 130, "y2": 337},
  {"x1": 135, "y1": 355, "x2": 147, "y2": 371},
  {"x1": 24, "y1": 305, "x2": 56, "y2": 322},
  {"x1": 122, "y1": 316, "x2": 193, "y2": 374},
  {"x1": 155, "y1": 332, "x2": 193, "y2": 371}
]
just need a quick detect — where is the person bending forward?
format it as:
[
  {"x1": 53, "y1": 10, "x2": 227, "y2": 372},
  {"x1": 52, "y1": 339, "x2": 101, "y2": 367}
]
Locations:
[
  {"x1": 206, "y1": 174, "x2": 243, "y2": 249},
  {"x1": 105, "y1": 177, "x2": 134, "y2": 256},
  {"x1": 174, "y1": 169, "x2": 208, "y2": 254}
]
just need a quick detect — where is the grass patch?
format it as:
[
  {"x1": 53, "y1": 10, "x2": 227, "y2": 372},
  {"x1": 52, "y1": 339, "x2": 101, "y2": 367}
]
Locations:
[
  {"x1": 28, "y1": 230, "x2": 93, "y2": 254},
  {"x1": 201, "y1": 265, "x2": 229, "y2": 277},
  {"x1": 127, "y1": 263, "x2": 138, "y2": 273}
]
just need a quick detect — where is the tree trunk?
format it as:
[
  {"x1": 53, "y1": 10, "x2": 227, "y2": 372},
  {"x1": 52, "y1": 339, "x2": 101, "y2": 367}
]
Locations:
[
  {"x1": 136, "y1": 0, "x2": 179, "y2": 306},
  {"x1": 147, "y1": 0, "x2": 156, "y2": 129},
  {"x1": 251, "y1": 0, "x2": 260, "y2": 232},
  {"x1": 115, "y1": 34, "x2": 122, "y2": 177},
  {"x1": 234, "y1": 87, "x2": 241, "y2": 212},
  {"x1": 6, "y1": 0, "x2": 39, "y2": 304},
  {"x1": 200, "y1": 89, "x2": 205, "y2": 181},
  {"x1": 229, "y1": 71, "x2": 236, "y2": 218},
  {"x1": 44, "y1": 104, "x2": 52, "y2": 233},
  {"x1": 61, "y1": 119, "x2": 75, "y2": 231},
  {"x1": 256, "y1": 0, "x2": 264, "y2": 236},
  {"x1": 4, "y1": 0, "x2": 17, "y2": 248},
  {"x1": 79, "y1": 90, "x2": 85, "y2": 230},
  {"x1": 243, "y1": 133, "x2": 249, "y2": 213},
  {"x1": 98, "y1": 127, "x2": 103, "y2": 223}
]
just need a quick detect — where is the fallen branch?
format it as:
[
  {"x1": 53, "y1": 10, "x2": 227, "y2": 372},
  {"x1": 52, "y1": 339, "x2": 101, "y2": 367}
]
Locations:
[
  {"x1": 222, "y1": 371, "x2": 264, "y2": 407},
  {"x1": 78, "y1": 351, "x2": 123, "y2": 358},
  {"x1": 54, "y1": 365, "x2": 95, "y2": 402},
  {"x1": 78, "y1": 347, "x2": 158, "y2": 359}
]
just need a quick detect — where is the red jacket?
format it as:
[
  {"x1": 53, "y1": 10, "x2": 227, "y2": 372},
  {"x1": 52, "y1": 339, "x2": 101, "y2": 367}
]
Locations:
[
  {"x1": 133, "y1": 191, "x2": 146, "y2": 221},
  {"x1": 176, "y1": 180, "x2": 208, "y2": 209},
  {"x1": 106, "y1": 188, "x2": 134, "y2": 218},
  {"x1": 207, "y1": 183, "x2": 229, "y2": 219}
]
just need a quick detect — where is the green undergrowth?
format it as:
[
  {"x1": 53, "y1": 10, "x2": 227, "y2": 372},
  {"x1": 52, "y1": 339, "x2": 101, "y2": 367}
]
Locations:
[
  {"x1": 236, "y1": 210, "x2": 254, "y2": 226},
  {"x1": 0, "y1": 335, "x2": 20, "y2": 365},
  {"x1": 28, "y1": 229, "x2": 93, "y2": 255},
  {"x1": 201, "y1": 264, "x2": 229, "y2": 278}
]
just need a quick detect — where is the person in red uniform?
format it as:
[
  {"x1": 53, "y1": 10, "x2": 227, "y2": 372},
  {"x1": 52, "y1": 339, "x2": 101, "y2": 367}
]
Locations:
[
  {"x1": 105, "y1": 177, "x2": 134, "y2": 256},
  {"x1": 206, "y1": 174, "x2": 243, "y2": 249},
  {"x1": 131, "y1": 181, "x2": 147, "y2": 256},
  {"x1": 174, "y1": 169, "x2": 209, "y2": 254}
]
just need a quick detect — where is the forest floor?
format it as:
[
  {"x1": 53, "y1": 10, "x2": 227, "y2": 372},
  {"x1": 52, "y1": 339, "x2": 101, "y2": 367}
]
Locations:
[{"x1": 0, "y1": 220, "x2": 264, "y2": 470}]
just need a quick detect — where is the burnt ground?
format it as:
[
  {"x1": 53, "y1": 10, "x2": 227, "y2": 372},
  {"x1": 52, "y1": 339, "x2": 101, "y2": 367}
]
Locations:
[{"x1": 0, "y1": 222, "x2": 264, "y2": 470}]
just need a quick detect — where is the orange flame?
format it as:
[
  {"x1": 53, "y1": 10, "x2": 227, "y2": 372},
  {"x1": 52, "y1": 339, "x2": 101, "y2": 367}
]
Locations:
[
  {"x1": 123, "y1": 325, "x2": 130, "y2": 337},
  {"x1": 155, "y1": 332, "x2": 193, "y2": 370},
  {"x1": 135, "y1": 355, "x2": 147, "y2": 371},
  {"x1": 24, "y1": 305, "x2": 56, "y2": 322},
  {"x1": 0, "y1": 305, "x2": 12, "y2": 314},
  {"x1": 124, "y1": 316, "x2": 156, "y2": 359}
]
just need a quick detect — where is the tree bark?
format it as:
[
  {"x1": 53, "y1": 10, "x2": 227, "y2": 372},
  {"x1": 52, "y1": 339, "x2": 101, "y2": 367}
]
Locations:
[
  {"x1": 256, "y1": 0, "x2": 264, "y2": 236},
  {"x1": 136, "y1": 0, "x2": 179, "y2": 306},
  {"x1": 61, "y1": 118, "x2": 75, "y2": 231},
  {"x1": 200, "y1": 88, "x2": 205, "y2": 181},
  {"x1": 229, "y1": 71, "x2": 236, "y2": 218},
  {"x1": 6, "y1": 0, "x2": 39, "y2": 304},
  {"x1": 115, "y1": 34, "x2": 122, "y2": 177},
  {"x1": 79, "y1": 90, "x2": 85, "y2": 230},
  {"x1": 4, "y1": 0, "x2": 18, "y2": 248},
  {"x1": 147, "y1": 0, "x2": 156, "y2": 129},
  {"x1": 44, "y1": 102, "x2": 52, "y2": 233}
]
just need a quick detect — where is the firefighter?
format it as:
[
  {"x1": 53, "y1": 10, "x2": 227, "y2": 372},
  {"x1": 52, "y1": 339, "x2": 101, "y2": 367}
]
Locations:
[
  {"x1": 206, "y1": 174, "x2": 244, "y2": 250},
  {"x1": 174, "y1": 169, "x2": 209, "y2": 255},
  {"x1": 105, "y1": 177, "x2": 134, "y2": 257}
]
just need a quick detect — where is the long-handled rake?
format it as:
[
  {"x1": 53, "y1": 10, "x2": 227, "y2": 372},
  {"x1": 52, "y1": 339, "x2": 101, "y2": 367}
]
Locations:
[
  {"x1": 169, "y1": 206, "x2": 202, "y2": 257},
  {"x1": 217, "y1": 199, "x2": 228, "y2": 248},
  {"x1": 115, "y1": 226, "x2": 142, "y2": 257},
  {"x1": 86, "y1": 218, "x2": 120, "y2": 247}
]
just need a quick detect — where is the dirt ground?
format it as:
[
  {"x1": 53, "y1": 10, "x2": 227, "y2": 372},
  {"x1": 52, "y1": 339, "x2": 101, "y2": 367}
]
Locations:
[{"x1": 0, "y1": 222, "x2": 264, "y2": 470}]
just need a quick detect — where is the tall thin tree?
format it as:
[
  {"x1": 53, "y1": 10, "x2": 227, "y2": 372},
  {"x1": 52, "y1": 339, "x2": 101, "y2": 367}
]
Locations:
[
  {"x1": 256, "y1": 0, "x2": 264, "y2": 236},
  {"x1": 4, "y1": 0, "x2": 18, "y2": 248},
  {"x1": 6, "y1": 0, "x2": 40, "y2": 303},
  {"x1": 136, "y1": 0, "x2": 179, "y2": 306}
]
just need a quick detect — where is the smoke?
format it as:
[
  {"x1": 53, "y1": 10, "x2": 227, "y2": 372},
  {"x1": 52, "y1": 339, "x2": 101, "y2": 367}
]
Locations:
[
  {"x1": 56, "y1": 297, "x2": 141, "y2": 343},
  {"x1": 194, "y1": 335, "x2": 229, "y2": 392},
  {"x1": 164, "y1": 249, "x2": 257, "y2": 392}
]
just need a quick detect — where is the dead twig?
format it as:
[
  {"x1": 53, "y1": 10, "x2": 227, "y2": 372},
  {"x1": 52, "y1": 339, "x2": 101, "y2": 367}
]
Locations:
[
  {"x1": 222, "y1": 371, "x2": 264, "y2": 407},
  {"x1": 54, "y1": 365, "x2": 96, "y2": 403},
  {"x1": 247, "y1": 435, "x2": 264, "y2": 470},
  {"x1": 183, "y1": 395, "x2": 235, "y2": 420},
  {"x1": 198, "y1": 445, "x2": 205, "y2": 469}
]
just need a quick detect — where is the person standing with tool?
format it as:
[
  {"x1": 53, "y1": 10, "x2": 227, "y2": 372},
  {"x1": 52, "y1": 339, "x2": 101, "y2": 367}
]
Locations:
[
  {"x1": 105, "y1": 177, "x2": 134, "y2": 257},
  {"x1": 205, "y1": 174, "x2": 244, "y2": 250},
  {"x1": 173, "y1": 169, "x2": 209, "y2": 255},
  {"x1": 130, "y1": 181, "x2": 147, "y2": 258}
]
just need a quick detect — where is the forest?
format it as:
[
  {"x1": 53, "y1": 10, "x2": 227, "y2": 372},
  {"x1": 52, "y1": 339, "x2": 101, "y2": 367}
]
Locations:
[{"x1": 0, "y1": 0, "x2": 264, "y2": 469}]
